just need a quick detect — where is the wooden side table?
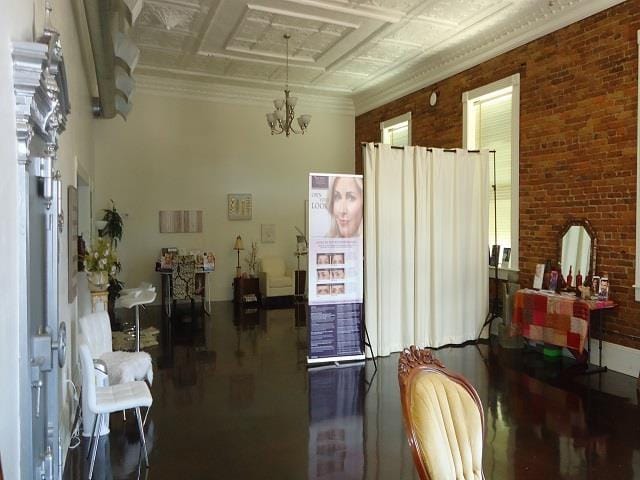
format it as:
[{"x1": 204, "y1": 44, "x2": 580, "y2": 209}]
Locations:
[
  {"x1": 294, "y1": 270, "x2": 307, "y2": 297},
  {"x1": 234, "y1": 277, "x2": 260, "y2": 305}
]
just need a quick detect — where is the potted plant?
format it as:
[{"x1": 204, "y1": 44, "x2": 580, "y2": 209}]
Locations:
[
  {"x1": 84, "y1": 238, "x2": 120, "y2": 291},
  {"x1": 245, "y1": 241, "x2": 258, "y2": 277},
  {"x1": 101, "y1": 199, "x2": 124, "y2": 247},
  {"x1": 98, "y1": 200, "x2": 125, "y2": 325}
]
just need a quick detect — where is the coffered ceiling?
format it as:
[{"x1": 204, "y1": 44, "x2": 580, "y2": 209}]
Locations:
[{"x1": 131, "y1": 0, "x2": 625, "y2": 114}]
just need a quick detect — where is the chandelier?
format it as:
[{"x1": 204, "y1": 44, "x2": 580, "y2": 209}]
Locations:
[{"x1": 266, "y1": 34, "x2": 311, "y2": 136}]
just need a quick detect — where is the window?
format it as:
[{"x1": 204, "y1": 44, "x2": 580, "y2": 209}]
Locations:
[
  {"x1": 463, "y1": 74, "x2": 520, "y2": 270},
  {"x1": 381, "y1": 112, "x2": 411, "y2": 147}
]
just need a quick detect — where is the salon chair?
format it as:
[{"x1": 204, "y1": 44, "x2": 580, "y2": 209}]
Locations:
[
  {"x1": 79, "y1": 342, "x2": 152, "y2": 479},
  {"x1": 398, "y1": 346, "x2": 485, "y2": 480},
  {"x1": 79, "y1": 312, "x2": 153, "y2": 385}
]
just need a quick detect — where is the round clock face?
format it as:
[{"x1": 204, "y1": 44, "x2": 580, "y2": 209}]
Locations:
[{"x1": 429, "y1": 91, "x2": 438, "y2": 106}]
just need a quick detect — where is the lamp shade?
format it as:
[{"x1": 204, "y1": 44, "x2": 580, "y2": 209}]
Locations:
[{"x1": 233, "y1": 235, "x2": 244, "y2": 251}]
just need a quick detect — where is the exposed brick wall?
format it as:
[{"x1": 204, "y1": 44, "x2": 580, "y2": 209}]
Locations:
[{"x1": 356, "y1": 1, "x2": 640, "y2": 349}]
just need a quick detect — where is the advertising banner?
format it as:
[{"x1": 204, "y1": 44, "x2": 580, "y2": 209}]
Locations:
[{"x1": 307, "y1": 173, "x2": 365, "y2": 364}]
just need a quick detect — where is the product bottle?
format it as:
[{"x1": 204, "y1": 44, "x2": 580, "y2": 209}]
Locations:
[
  {"x1": 575, "y1": 270, "x2": 583, "y2": 296},
  {"x1": 566, "y1": 265, "x2": 573, "y2": 290},
  {"x1": 543, "y1": 260, "x2": 552, "y2": 289}
]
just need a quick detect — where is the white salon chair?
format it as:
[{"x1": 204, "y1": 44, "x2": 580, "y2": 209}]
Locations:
[
  {"x1": 79, "y1": 312, "x2": 153, "y2": 385},
  {"x1": 259, "y1": 256, "x2": 294, "y2": 305},
  {"x1": 79, "y1": 343, "x2": 152, "y2": 479}
]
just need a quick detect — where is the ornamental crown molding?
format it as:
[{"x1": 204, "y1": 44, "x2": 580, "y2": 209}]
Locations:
[
  {"x1": 353, "y1": 0, "x2": 627, "y2": 115},
  {"x1": 136, "y1": 74, "x2": 355, "y2": 115}
]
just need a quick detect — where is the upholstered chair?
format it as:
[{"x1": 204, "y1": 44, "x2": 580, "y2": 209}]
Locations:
[
  {"x1": 172, "y1": 255, "x2": 196, "y2": 301},
  {"x1": 398, "y1": 346, "x2": 485, "y2": 480},
  {"x1": 79, "y1": 342, "x2": 152, "y2": 479},
  {"x1": 79, "y1": 312, "x2": 153, "y2": 385},
  {"x1": 258, "y1": 256, "x2": 294, "y2": 303}
]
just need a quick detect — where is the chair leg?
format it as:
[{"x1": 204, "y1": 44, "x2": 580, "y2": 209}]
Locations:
[
  {"x1": 135, "y1": 407, "x2": 150, "y2": 467},
  {"x1": 123, "y1": 409, "x2": 127, "y2": 422},
  {"x1": 88, "y1": 414, "x2": 102, "y2": 480},
  {"x1": 143, "y1": 405, "x2": 152, "y2": 426},
  {"x1": 87, "y1": 412, "x2": 99, "y2": 459}
]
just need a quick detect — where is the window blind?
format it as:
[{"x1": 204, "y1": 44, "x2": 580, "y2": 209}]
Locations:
[
  {"x1": 383, "y1": 122, "x2": 409, "y2": 146},
  {"x1": 475, "y1": 94, "x2": 512, "y2": 250}
]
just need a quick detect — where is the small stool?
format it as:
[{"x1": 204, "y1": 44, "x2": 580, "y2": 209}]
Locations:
[{"x1": 119, "y1": 289, "x2": 156, "y2": 352}]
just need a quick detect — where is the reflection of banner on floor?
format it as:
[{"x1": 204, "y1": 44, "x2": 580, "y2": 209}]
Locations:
[
  {"x1": 307, "y1": 173, "x2": 364, "y2": 364},
  {"x1": 308, "y1": 364, "x2": 364, "y2": 480}
]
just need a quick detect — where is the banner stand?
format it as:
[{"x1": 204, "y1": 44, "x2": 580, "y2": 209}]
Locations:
[
  {"x1": 362, "y1": 322, "x2": 377, "y2": 371},
  {"x1": 306, "y1": 173, "x2": 365, "y2": 366}
]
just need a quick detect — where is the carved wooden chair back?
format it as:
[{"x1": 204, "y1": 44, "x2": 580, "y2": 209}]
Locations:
[{"x1": 398, "y1": 346, "x2": 485, "y2": 480}]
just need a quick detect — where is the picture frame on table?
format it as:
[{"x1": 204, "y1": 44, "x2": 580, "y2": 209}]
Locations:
[
  {"x1": 501, "y1": 247, "x2": 511, "y2": 267},
  {"x1": 489, "y1": 245, "x2": 500, "y2": 267},
  {"x1": 549, "y1": 270, "x2": 559, "y2": 291},
  {"x1": 190, "y1": 250, "x2": 204, "y2": 269},
  {"x1": 533, "y1": 263, "x2": 545, "y2": 290},
  {"x1": 598, "y1": 276, "x2": 609, "y2": 300},
  {"x1": 160, "y1": 247, "x2": 178, "y2": 269},
  {"x1": 203, "y1": 251, "x2": 216, "y2": 271}
]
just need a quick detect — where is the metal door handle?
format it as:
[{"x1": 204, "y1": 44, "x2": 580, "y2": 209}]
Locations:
[
  {"x1": 52, "y1": 322, "x2": 66, "y2": 368},
  {"x1": 33, "y1": 379, "x2": 43, "y2": 418}
]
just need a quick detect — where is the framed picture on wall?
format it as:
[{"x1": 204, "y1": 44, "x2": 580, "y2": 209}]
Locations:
[
  {"x1": 228, "y1": 193, "x2": 252, "y2": 220},
  {"x1": 261, "y1": 224, "x2": 275, "y2": 243}
]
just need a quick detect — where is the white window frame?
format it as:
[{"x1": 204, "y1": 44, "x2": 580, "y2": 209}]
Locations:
[
  {"x1": 380, "y1": 111, "x2": 412, "y2": 146},
  {"x1": 462, "y1": 73, "x2": 520, "y2": 272}
]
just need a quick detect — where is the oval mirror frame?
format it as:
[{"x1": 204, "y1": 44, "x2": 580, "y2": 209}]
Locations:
[{"x1": 557, "y1": 218, "x2": 597, "y2": 282}]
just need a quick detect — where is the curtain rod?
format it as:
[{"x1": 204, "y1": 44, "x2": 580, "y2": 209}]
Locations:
[{"x1": 360, "y1": 142, "x2": 496, "y2": 153}]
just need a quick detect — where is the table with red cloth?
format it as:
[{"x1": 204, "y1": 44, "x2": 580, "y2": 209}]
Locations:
[{"x1": 512, "y1": 289, "x2": 615, "y2": 357}]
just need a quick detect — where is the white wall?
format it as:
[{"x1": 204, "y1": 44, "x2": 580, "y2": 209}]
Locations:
[
  {"x1": 0, "y1": 4, "x2": 35, "y2": 478},
  {"x1": 94, "y1": 92, "x2": 355, "y2": 301},
  {"x1": 51, "y1": 0, "x2": 97, "y2": 465},
  {"x1": 0, "y1": 1, "x2": 95, "y2": 477}
]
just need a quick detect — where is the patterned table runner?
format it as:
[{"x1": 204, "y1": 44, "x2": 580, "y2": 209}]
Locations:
[{"x1": 513, "y1": 289, "x2": 590, "y2": 353}]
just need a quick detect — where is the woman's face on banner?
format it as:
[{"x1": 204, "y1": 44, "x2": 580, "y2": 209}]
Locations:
[{"x1": 331, "y1": 177, "x2": 363, "y2": 237}]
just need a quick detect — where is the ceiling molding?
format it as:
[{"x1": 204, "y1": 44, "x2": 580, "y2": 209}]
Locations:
[
  {"x1": 281, "y1": 0, "x2": 405, "y2": 23},
  {"x1": 353, "y1": 0, "x2": 627, "y2": 115},
  {"x1": 136, "y1": 74, "x2": 355, "y2": 114},
  {"x1": 137, "y1": 64, "x2": 352, "y2": 92}
]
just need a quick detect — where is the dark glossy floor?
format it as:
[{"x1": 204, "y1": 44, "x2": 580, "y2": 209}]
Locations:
[{"x1": 64, "y1": 301, "x2": 640, "y2": 479}]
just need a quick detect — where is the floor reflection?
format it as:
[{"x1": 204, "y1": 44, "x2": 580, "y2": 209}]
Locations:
[
  {"x1": 63, "y1": 303, "x2": 640, "y2": 480},
  {"x1": 308, "y1": 364, "x2": 364, "y2": 480}
]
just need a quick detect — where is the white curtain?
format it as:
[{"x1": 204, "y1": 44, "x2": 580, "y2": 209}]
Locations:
[{"x1": 364, "y1": 143, "x2": 489, "y2": 356}]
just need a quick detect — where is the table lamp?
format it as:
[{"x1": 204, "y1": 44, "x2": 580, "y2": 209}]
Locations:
[{"x1": 233, "y1": 235, "x2": 244, "y2": 277}]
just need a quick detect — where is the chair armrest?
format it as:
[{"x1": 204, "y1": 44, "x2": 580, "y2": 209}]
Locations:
[{"x1": 93, "y1": 359, "x2": 108, "y2": 375}]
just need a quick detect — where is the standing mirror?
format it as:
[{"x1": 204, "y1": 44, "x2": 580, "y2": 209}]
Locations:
[{"x1": 558, "y1": 219, "x2": 597, "y2": 288}]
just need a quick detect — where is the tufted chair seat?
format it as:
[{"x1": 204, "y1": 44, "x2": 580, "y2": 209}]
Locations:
[{"x1": 398, "y1": 346, "x2": 485, "y2": 480}]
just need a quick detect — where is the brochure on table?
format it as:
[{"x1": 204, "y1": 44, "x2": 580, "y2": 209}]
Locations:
[{"x1": 307, "y1": 173, "x2": 365, "y2": 364}]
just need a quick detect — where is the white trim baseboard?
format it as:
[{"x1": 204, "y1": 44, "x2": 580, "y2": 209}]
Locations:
[{"x1": 589, "y1": 339, "x2": 640, "y2": 377}]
